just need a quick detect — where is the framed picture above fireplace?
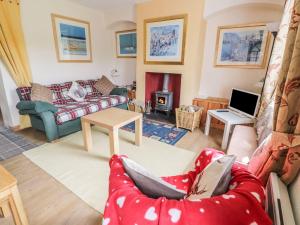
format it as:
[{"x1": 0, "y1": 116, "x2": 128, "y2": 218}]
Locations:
[{"x1": 144, "y1": 14, "x2": 187, "y2": 65}]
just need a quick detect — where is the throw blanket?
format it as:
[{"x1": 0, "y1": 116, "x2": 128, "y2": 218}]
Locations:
[{"x1": 103, "y1": 149, "x2": 271, "y2": 225}]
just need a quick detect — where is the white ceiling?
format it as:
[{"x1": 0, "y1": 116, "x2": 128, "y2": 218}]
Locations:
[{"x1": 68, "y1": 0, "x2": 149, "y2": 10}]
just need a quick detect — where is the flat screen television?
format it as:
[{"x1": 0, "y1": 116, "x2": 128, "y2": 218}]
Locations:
[{"x1": 229, "y1": 88, "x2": 260, "y2": 118}]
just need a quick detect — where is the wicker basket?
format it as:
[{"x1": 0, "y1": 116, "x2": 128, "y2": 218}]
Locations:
[{"x1": 175, "y1": 107, "x2": 203, "y2": 132}]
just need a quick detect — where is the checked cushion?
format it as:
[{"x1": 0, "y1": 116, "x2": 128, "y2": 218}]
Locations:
[
  {"x1": 17, "y1": 87, "x2": 32, "y2": 101},
  {"x1": 48, "y1": 81, "x2": 73, "y2": 105},
  {"x1": 54, "y1": 95, "x2": 127, "y2": 124},
  {"x1": 77, "y1": 79, "x2": 101, "y2": 98}
]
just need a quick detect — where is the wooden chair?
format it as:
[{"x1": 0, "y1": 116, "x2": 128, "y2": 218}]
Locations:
[{"x1": 0, "y1": 165, "x2": 29, "y2": 225}]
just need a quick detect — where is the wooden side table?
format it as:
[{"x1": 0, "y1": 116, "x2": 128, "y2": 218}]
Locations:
[
  {"x1": 0, "y1": 165, "x2": 29, "y2": 225},
  {"x1": 205, "y1": 109, "x2": 254, "y2": 149},
  {"x1": 193, "y1": 97, "x2": 229, "y2": 129}
]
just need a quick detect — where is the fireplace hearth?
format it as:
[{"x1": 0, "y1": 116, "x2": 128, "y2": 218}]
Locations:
[{"x1": 145, "y1": 72, "x2": 181, "y2": 120}]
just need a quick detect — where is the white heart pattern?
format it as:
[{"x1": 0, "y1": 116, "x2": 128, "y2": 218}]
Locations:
[
  {"x1": 116, "y1": 196, "x2": 126, "y2": 208},
  {"x1": 196, "y1": 160, "x2": 201, "y2": 167},
  {"x1": 251, "y1": 192, "x2": 261, "y2": 203},
  {"x1": 222, "y1": 194, "x2": 236, "y2": 200},
  {"x1": 145, "y1": 207, "x2": 158, "y2": 221},
  {"x1": 250, "y1": 222, "x2": 258, "y2": 225},
  {"x1": 102, "y1": 218, "x2": 110, "y2": 225},
  {"x1": 205, "y1": 150, "x2": 212, "y2": 155},
  {"x1": 182, "y1": 178, "x2": 189, "y2": 183},
  {"x1": 168, "y1": 208, "x2": 181, "y2": 223}
]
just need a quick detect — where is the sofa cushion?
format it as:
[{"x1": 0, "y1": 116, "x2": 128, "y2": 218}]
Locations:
[
  {"x1": 54, "y1": 95, "x2": 127, "y2": 124},
  {"x1": 187, "y1": 154, "x2": 236, "y2": 201},
  {"x1": 227, "y1": 125, "x2": 258, "y2": 163},
  {"x1": 31, "y1": 83, "x2": 53, "y2": 103},
  {"x1": 48, "y1": 81, "x2": 73, "y2": 105},
  {"x1": 94, "y1": 76, "x2": 116, "y2": 96},
  {"x1": 17, "y1": 86, "x2": 32, "y2": 101},
  {"x1": 122, "y1": 157, "x2": 186, "y2": 199},
  {"x1": 77, "y1": 79, "x2": 101, "y2": 98},
  {"x1": 68, "y1": 82, "x2": 87, "y2": 102}
]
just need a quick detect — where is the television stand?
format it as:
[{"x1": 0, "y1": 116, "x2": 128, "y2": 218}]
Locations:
[{"x1": 205, "y1": 109, "x2": 254, "y2": 150}]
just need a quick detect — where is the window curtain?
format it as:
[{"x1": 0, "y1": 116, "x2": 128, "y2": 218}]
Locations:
[
  {"x1": 249, "y1": 0, "x2": 300, "y2": 185},
  {"x1": 0, "y1": 0, "x2": 32, "y2": 128},
  {"x1": 255, "y1": 0, "x2": 293, "y2": 145}
]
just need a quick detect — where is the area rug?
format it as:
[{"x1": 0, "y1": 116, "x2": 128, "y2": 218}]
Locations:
[
  {"x1": 0, "y1": 126, "x2": 38, "y2": 161},
  {"x1": 122, "y1": 118, "x2": 188, "y2": 145},
  {"x1": 23, "y1": 127, "x2": 196, "y2": 213}
]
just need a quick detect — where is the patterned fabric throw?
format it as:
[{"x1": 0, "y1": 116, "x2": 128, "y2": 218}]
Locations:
[
  {"x1": 94, "y1": 76, "x2": 116, "y2": 96},
  {"x1": 249, "y1": 0, "x2": 300, "y2": 185},
  {"x1": 31, "y1": 83, "x2": 53, "y2": 103}
]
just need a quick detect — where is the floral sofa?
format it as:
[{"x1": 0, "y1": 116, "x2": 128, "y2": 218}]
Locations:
[{"x1": 16, "y1": 79, "x2": 128, "y2": 142}]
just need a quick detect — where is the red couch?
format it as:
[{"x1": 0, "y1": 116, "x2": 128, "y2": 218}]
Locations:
[{"x1": 103, "y1": 148, "x2": 272, "y2": 225}]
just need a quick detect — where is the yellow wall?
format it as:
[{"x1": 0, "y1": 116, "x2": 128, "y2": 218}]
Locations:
[{"x1": 136, "y1": 0, "x2": 206, "y2": 105}]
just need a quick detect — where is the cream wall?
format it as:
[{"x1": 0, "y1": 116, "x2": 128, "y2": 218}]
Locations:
[
  {"x1": 21, "y1": 0, "x2": 107, "y2": 85},
  {"x1": 204, "y1": 0, "x2": 284, "y2": 18},
  {"x1": 101, "y1": 20, "x2": 136, "y2": 86},
  {"x1": 199, "y1": 4, "x2": 283, "y2": 99},
  {"x1": 101, "y1": 6, "x2": 137, "y2": 86},
  {"x1": 136, "y1": 0, "x2": 206, "y2": 105}
]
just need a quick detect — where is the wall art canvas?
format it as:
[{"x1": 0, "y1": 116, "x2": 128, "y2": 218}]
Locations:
[
  {"x1": 51, "y1": 14, "x2": 92, "y2": 62},
  {"x1": 215, "y1": 23, "x2": 270, "y2": 68},
  {"x1": 116, "y1": 30, "x2": 137, "y2": 58},
  {"x1": 144, "y1": 15, "x2": 187, "y2": 65}
]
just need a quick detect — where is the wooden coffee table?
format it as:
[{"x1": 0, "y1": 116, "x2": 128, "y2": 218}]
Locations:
[{"x1": 81, "y1": 108, "x2": 143, "y2": 155}]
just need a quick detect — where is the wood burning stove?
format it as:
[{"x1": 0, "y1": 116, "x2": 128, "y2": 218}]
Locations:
[{"x1": 154, "y1": 74, "x2": 173, "y2": 117}]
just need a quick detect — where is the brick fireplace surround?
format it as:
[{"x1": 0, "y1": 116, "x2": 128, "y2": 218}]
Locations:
[{"x1": 145, "y1": 72, "x2": 181, "y2": 111}]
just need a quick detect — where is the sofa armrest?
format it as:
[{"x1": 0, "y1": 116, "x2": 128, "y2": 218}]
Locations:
[
  {"x1": 16, "y1": 101, "x2": 58, "y2": 115},
  {"x1": 39, "y1": 111, "x2": 59, "y2": 141},
  {"x1": 110, "y1": 87, "x2": 128, "y2": 96},
  {"x1": 227, "y1": 125, "x2": 258, "y2": 163}
]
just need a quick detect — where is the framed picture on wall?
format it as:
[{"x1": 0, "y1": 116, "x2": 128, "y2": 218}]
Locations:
[
  {"x1": 116, "y1": 30, "x2": 137, "y2": 58},
  {"x1": 215, "y1": 23, "x2": 271, "y2": 68},
  {"x1": 144, "y1": 14, "x2": 187, "y2": 65},
  {"x1": 51, "y1": 14, "x2": 92, "y2": 62}
]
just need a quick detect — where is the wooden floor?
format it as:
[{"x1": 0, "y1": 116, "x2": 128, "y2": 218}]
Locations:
[{"x1": 0, "y1": 113, "x2": 223, "y2": 225}]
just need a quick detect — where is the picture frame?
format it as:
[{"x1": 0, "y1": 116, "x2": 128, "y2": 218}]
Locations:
[
  {"x1": 144, "y1": 14, "x2": 187, "y2": 65},
  {"x1": 116, "y1": 29, "x2": 137, "y2": 58},
  {"x1": 214, "y1": 23, "x2": 271, "y2": 68},
  {"x1": 51, "y1": 14, "x2": 92, "y2": 63}
]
